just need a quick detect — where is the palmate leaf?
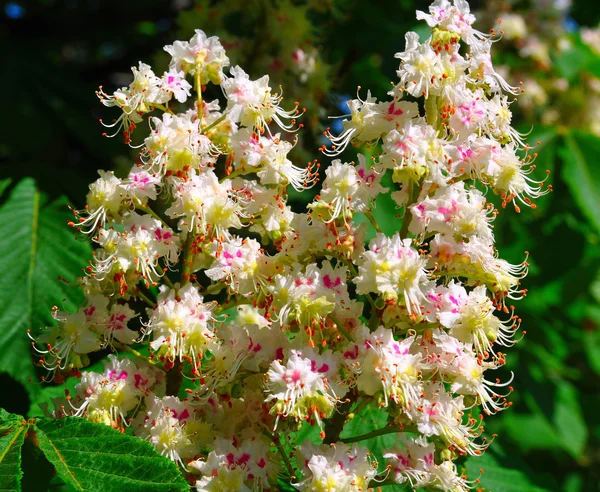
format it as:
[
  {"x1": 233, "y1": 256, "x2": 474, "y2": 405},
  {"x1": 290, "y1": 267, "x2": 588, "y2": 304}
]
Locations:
[
  {"x1": 0, "y1": 178, "x2": 90, "y2": 400},
  {"x1": 0, "y1": 409, "x2": 28, "y2": 492},
  {"x1": 34, "y1": 417, "x2": 188, "y2": 492}
]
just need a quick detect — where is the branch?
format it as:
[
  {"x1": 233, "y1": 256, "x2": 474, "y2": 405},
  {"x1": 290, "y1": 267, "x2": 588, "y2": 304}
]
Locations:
[{"x1": 339, "y1": 424, "x2": 415, "y2": 444}]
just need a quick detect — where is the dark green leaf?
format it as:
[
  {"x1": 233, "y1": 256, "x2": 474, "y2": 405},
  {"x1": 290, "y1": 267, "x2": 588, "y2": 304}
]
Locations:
[
  {"x1": 0, "y1": 179, "x2": 91, "y2": 400},
  {"x1": 583, "y1": 327, "x2": 600, "y2": 375},
  {"x1": 561, "y1": 132, "x2": 600, "y2": 233},
  {"x1": 553, "y1": 381, "x2": 588, "y2": 459},
  {"x1": 34, "y1": 417, "x2": 188, "y2": 492}
]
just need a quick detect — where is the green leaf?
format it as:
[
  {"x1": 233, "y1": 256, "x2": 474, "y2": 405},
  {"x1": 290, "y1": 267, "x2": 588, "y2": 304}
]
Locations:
[
  {"x1": 561, "y1": 132, "x2": 600, "y2": 234},
  {"x1": 582, "y1": 322, "x2": 600, "y2": 375},
  {"x1": 555, "y1": 34, "x2": 600, "y2": 81},
  {"x1": 464, "y1": 446, "x2": 550, "y2": 492},
  {"x1": 554, "y1": 46, "x2": 589, "y2": 81},
  {"x1": 294, "y1": 421, "x2": 323, "y2": 446},
  {"x1": 340, "y1": 405, "x2": 398, "y2": 474},
  {"x1": 0, "y1": 179, "x2": 91, "y2": 400},
  {"x1": 502, "y1": 413, "x2": 562, "y2": 452},
  {"x1": 34, "y1": 417, "x2": 188, "y2": 492},
  {"x1": 354, "y1": 170, "x2": 398, "y2": 241},
  {"x1": 0, "y1": 409, "x2": 28, "y2": 492},
  {"x1": 553, "y1": 381, "x2": 588, "y2": 459},
  {"x1": 564, "y1": 473, "x2": 583, "y2": 492}
]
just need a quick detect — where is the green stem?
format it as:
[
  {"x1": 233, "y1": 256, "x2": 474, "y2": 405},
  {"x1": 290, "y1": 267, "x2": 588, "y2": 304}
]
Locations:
[
  {"x1": 181, "y1": 233, "x2": 195, "y2": 286},
  {"x1": 340, "y1": 424, "x2": 415, "y2": 444},
  {"x1": 152, "y1": 103, "x2": 173, "y2": 114},
  {"x1": 162, "y1": 274, "x2": 176, "y2": 291},
  {"x1": 134, "y1": 200, "x2": 171, "y2": 230},
  {"x1": 218, "y1": 166, "x2": 252, "y2": 183},
  {"x1": 195, "y1": 69, "x2": 203, "y2": 124},
  {"x1": 399, "y1": 180, "x2": 421, "y2": 240},
  {"x1": 264, "y1": 429, "x2": 295, "y2": 479},
  {"x1": 364, "y1": 211, "x2": 382, "y2": 234},
  {"x1": 200, "y1": 114, "x2": 227, "y2": 134},
  {"x1": 215, "y1": 299, "x2": 252, "y2": 313},
  {"x1": 205, "y1": 282, "x2": 225, "y2": 296},
  {"x1": 328, "y1": 314, "x2": 354, "y2": 343},
  {"x1": 323, "y1": 392, "x2": 355, "y2": 444},
  {"x1": 425, "y1": 95, "x2": 439, "y2": 129},
  {"x1": 116, "y1": 343, "x2": 163, "y2": 370},
  {"x1": 135, "y1": 289, "x2": 156, "y2": 308}
]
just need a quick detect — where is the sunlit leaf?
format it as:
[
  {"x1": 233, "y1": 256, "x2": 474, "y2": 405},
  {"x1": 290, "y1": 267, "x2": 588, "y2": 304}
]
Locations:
[
  {"x1": 0, "y1": 409, "x2": 28, "y2": 492},
  {"x1": 34, "y1": 417, "x2": 188, "y2": 491},
  {"x1": 0, "y1": 179, "x2": 91, "y2": 400}
]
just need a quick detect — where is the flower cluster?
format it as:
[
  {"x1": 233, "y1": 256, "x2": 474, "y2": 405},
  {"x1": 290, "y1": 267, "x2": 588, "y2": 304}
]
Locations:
[
  {"x1": 32, "y1": 1, "x2": 549, "y2": 490},
  {"x1": 476, "y1": 0, "x2": 600, "y2": 135}
]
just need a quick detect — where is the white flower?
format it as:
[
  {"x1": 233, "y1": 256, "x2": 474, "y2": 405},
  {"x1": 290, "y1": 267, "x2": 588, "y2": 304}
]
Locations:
[
  {"x1": 238, "y1": 180, "x2": 294, "y2": 237},
  {"x1": 190, "y1": 436, "x2": 276, "y2": 491},
  {"x1": 97, "y1": 303, "x2": 139, "y2": 346},
  {"x1": 164, "y1": 29, "x2": 230, "y2": 83},
  {"x1": 429, "y1": 234, "x2": 528, "y2": 299},
  {"x1": 384, "y1": 435, "x2": 473, "y2": 490},
  {"x1": 291, "y1": 48, "x2": 317, "y2": 83},
  {"x1": 160, "y1": 69, "x2": 192, "y2": 103},
  {"x1": 309, "y1": 155, "x2": 387, "y2": 223},
  {"x1": 73, "y1": 355, "x2": 158, "y2": 426},
  {"x1": 124, "y1": 168, "x2": 161, "y2": 202},
  {"x1": 205, "y1": 237, "x2": 264, "y2": 296},
  {"x1": 324, "y1": 92, "x2": 418, "y2": 155},
  {"x1": 143, "y1": 111, "x2": 219, "y2": 174},
  {"x1": 266, "y1": 349, "x2": 342, "y2": 426},
  {"x1": 94, "y1": 212, "x2": 180, "y2": 284},
  {"x1": 355, "y1": 233, "x2": 429, "y2": 314},
  {"x1": 391, "y1": 32, "x2": 468, "y2": 98},
  {"x1": 379, "y1": 118, "x2": 448, "y2": 185},
  {"x1": 296, "y1": 443, "x2": 378, "y2": 491},
  {"x1": 489, "y1": 143, "x2": 551, "y2": 206},
  {"x1": 31, "y1": 307, "x2": 102, "y2": 374},
  {"x1": 416, "y1": 0, "x2": 485, "y2": 46},
  {"x1": 410, "y1": 181, "x2": 495, "y2": 242},
  {"x1": 135, "y1": 395, "x2": 210, "y2": 464},
  {"x1": 166, "y1": 169, "x2": 243, "y2": 237},
  {"x1": 223, "y1": 66, "x2": 300, "y2": 132},
  {"x1": 75, "y1": 171, "x2": 123, "y2": 233},
  {"x1": 146, "y1": 284, "x2": 217, "y2": 366},
  {"x1": 97, "y1": 62, "x2": 169, "y2": 140},
  {"x1": 351, "y1": 326, "x2": 422, "y2": 407}
]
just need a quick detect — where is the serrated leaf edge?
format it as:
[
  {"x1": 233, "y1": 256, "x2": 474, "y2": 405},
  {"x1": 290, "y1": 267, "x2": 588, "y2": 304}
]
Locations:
[{"x1": 0, "y1": 423, "x2": 27, "y2": 464}]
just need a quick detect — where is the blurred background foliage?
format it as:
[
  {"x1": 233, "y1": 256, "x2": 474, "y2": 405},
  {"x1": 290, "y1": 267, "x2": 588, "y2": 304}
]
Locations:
[{"x1": 2, "y1": 0, "x2": 600, "y2": 490}]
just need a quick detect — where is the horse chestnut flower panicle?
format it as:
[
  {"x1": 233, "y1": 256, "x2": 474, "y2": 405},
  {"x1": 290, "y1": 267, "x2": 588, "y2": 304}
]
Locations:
[{"x1": 31, "y1": 1, "x2": 550, "y2": 490}]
